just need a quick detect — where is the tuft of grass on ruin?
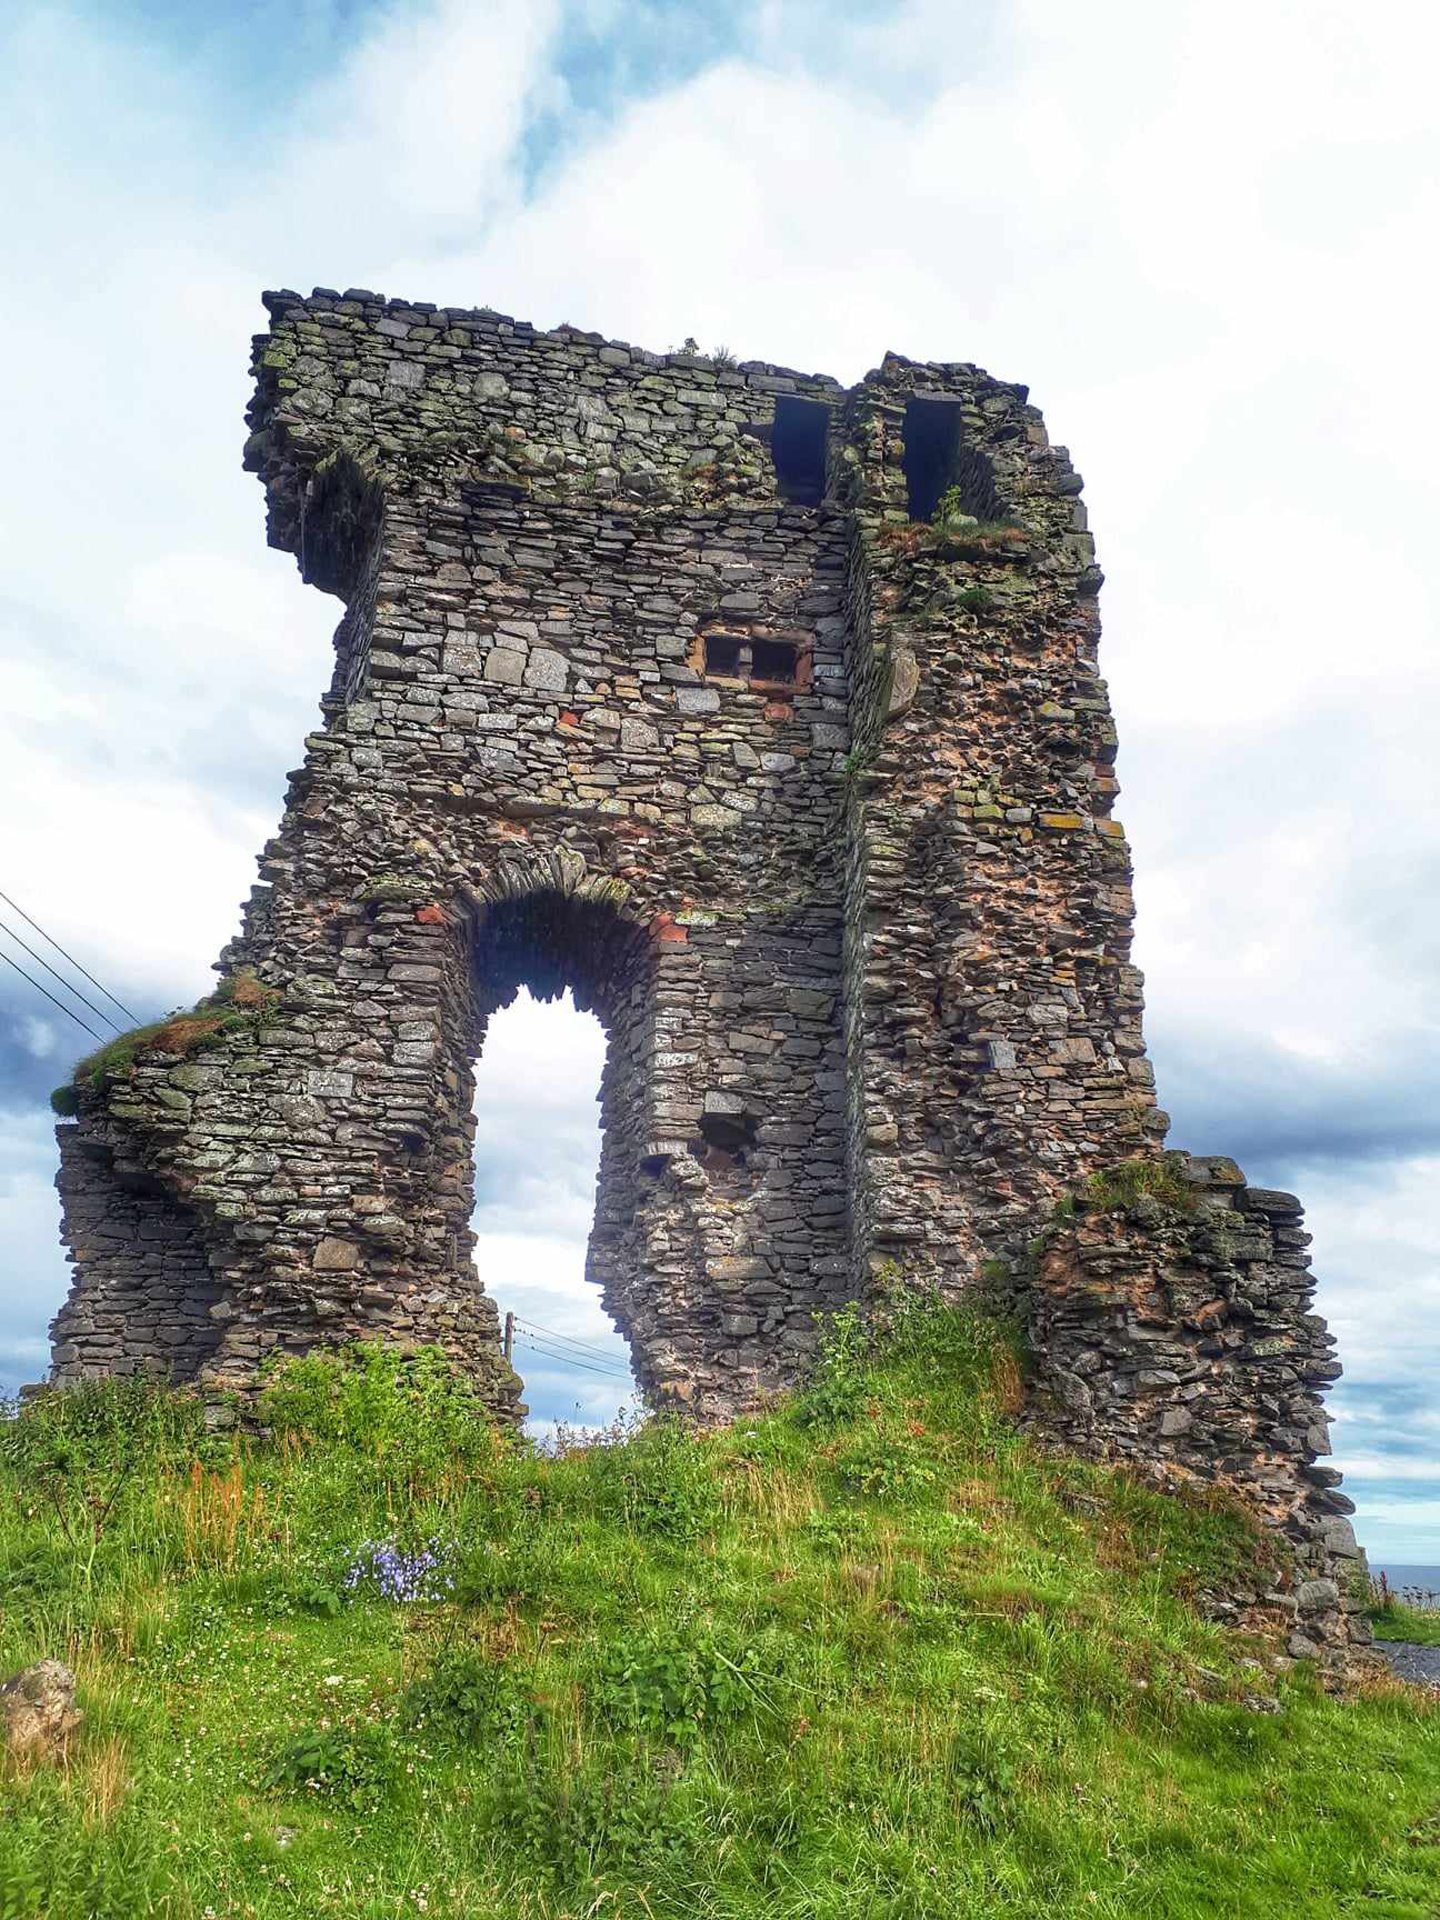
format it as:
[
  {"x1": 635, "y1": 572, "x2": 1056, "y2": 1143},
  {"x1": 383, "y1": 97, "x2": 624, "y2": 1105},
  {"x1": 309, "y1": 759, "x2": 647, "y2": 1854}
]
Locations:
[
  {"x1": 51, "y1": 970, "x2": 281, "y2": 1111},
  {"x1": 954, "y1": 583, "x2": 998, "y2": 614},
  {"x1": 1, "y1": 1301, "x2": 1437, "y2": 1919},
  {"x1": 929, "y1": 489, "x2": 1027, "y2": 560},
  {"x1": 873, "y1": 495, "x2": 1027, "y2": 565},
  {"x1": 1081, "y1": 1153, "x2": 1198, "y2": 1214}
]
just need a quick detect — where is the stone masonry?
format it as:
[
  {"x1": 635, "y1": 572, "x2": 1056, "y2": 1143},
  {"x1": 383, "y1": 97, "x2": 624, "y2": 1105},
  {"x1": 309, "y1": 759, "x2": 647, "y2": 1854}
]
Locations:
[{"x1": 49, "y1": 289, "x2": 1361, "y2": 1645}]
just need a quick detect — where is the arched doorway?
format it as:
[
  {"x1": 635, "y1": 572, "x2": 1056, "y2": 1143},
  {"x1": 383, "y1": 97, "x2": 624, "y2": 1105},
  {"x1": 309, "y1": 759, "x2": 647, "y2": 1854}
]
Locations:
[
  {"x1": 469, "y1": 984, "x2": 638, "y2": 1434},
  {"x1": 457, "y1": 875, "x2": 660, "y2": 1406}
]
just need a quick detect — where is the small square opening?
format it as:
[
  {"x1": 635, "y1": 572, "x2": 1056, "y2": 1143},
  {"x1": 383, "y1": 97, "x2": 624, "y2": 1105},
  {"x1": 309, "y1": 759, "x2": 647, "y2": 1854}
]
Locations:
[
  {"x1": 704, "y1": 633, "x2": 745, "y2": 677},
  {"x1": 750, "y1": 638, "x2": 798, "y2": 685}
]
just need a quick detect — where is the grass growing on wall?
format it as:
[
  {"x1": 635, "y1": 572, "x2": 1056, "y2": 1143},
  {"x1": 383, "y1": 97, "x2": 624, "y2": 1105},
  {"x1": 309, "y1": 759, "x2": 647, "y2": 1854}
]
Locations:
[
  {"x1": 1082, "y1": 1155, "x2": 1199, "y2": 1214},
  {"x1": 1, "y1": 1304, "x2": 1437, "y2": 1920},
  {"x1": 49, "y1": 971, "x2": 280, "y2": 1114}
]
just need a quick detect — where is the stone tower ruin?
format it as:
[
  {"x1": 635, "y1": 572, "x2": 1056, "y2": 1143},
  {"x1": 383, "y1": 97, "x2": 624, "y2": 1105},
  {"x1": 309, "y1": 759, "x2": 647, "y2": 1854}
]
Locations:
[{"x1": 50, "y1": 290, "x2": 1362, "y2": 1651}]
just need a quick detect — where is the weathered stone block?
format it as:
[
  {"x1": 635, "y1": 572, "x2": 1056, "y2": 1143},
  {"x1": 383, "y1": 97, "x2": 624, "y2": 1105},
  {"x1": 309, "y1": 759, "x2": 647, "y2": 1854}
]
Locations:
[
  {"x1": 1, "y1": 1661, "x2": 81, "y2": 1761},
  {"x1": 313, "y1": 1237, "x2": 361, "y2": 1272}
]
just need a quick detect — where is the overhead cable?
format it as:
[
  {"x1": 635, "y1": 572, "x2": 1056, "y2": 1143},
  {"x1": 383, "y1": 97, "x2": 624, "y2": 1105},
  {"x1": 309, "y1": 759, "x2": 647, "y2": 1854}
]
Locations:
[
  {"x1": 0, "y1": 916, "x2": 123, "y2": 1037},
  {"x1": 0, "y1": 947, "x2": 106, "y2": 1042},
  {"x1": 514, "y1": 1336, "x2": 632, "y2": 1380},
  {"x1": 0, "y1": 886, "x2": 141, "y2": 1025},
  {"x1": 517, "y1": 1348, "x2": 629, "y2": 1383},
  {"x1": 515, "y1": 1314, "x2": 626, "y2": 1359},
  {"x1": 515, "y1": 1336, "x2": 631, "y2": 1378},
  {"x1": 516, "y1": 1332, "x2": 633, "y2": 1373}
]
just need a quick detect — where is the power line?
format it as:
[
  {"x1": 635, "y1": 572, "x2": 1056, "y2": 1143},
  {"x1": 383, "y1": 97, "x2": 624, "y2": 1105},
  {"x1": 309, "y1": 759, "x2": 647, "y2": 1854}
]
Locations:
[
  {"x1": 516, "y1": 1346, "x2": 629, "y2": 1383},
  {"x1": 515, "y1": 1336, "x2": 631, "y2": 1378},
  {"x1": 518, "y1": 1336, "x2": 629, "y2": 1382},
  {"x1": 515, "y1": 1315, "x2": 625, "y2": 1360},
  {"x1": 514, "y1": 1336, "x2": 632, "y2": 1381},
  {"x1": 0, "y1": 917, "x2": 123, "y2": 1037},
  {"x1": 0, "y1": 887, "x2": 141, "y2": 1026},
  {"x1": 0, "y1": 947, "x2": 106, "y2": 1043}
]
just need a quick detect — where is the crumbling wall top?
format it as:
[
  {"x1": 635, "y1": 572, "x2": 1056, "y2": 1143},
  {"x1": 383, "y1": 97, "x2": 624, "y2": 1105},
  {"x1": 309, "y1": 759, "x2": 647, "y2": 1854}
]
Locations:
[{"x1": 241, "y1": 287, "x2": 1057, "y2": 593}]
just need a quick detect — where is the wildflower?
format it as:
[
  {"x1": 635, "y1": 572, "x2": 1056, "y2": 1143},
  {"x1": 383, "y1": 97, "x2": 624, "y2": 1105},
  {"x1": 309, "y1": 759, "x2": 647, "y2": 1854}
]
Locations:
[{"x1": 341, "y1": 1538, "x2": 451, "y2": 1603}]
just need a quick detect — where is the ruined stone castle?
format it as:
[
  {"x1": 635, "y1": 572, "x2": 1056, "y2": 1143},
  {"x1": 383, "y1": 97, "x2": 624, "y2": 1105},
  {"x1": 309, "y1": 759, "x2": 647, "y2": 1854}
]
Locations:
[{"x1": 50, "y1": 290, "x2": 1365, "y2": 1654}]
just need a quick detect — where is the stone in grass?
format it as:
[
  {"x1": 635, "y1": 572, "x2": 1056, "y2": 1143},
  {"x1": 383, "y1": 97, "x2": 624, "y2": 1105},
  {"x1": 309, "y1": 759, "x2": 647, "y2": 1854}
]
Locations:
[{"x1": 1, "y1": 1660, "x2": 82, "y2": 1761}]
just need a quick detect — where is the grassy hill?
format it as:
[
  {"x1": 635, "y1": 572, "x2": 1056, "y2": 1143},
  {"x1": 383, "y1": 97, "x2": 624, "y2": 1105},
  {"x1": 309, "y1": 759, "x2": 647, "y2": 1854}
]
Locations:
[{"x1": 1, "y1": 1300, "x2": 1436, "y2": 1919}]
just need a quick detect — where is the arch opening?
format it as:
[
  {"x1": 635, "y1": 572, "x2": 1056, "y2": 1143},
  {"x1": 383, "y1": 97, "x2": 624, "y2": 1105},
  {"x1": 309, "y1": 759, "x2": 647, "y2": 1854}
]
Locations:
[
  {"x1": 470, "y1": 989, "x2": 638, "y2": 1434},
  {"x1": 297, "y1": 449, "x2": 385, "y2": 602},
  {"x1": 464, "y1": 886, "x2": 652, "y2": 1430}
]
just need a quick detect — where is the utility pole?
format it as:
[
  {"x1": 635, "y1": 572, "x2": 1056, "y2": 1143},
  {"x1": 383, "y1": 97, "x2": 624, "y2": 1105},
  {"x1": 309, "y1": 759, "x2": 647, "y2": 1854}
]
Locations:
[{"x1": 503, "y1": 1311, "x2": 515, "y2": 1361}]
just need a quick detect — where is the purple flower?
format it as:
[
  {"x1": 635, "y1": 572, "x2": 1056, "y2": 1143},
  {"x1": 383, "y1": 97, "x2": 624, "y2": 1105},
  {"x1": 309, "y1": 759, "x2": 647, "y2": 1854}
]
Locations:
[{"x1": 342, "y1": 1538, "x2": 451, "y2": 1604}]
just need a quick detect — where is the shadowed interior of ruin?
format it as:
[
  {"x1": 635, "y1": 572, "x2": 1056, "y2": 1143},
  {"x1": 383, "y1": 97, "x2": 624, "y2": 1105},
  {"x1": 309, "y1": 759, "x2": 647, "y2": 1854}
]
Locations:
[
  {"x1": 52, "y1": 1136, "x2": 226, "y2": 1380},
  {"x1": 771, "y1": 394, "x2": 831, "y2": 505}
]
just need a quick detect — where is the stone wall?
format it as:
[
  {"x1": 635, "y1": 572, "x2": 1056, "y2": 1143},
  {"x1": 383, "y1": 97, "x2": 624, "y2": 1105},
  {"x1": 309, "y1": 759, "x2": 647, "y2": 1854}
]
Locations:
[
  {"x1": 48, "y1": 288, "x2": 1360, "y2": 1638},
  {"x1": 838, "y1": 364, "x2": 1162, "y2": 1289},
  {"x1": 1023, "y1": 1153, "x2": 1368, "y2": 1658}
]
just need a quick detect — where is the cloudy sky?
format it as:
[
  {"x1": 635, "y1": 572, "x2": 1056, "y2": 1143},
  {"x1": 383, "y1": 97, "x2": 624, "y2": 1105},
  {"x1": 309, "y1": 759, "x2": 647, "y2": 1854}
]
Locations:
[{"x1": 1, "y1": 0, "x2": 1436, "y2": 1555}]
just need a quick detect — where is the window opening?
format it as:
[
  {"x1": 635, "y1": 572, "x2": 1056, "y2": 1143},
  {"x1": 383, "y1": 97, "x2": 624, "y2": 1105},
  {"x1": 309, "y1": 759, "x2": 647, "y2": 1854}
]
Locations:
[
  {"x1": 903, "y1": 395, "x2": 963, "y2": 521},
  {"x1": 699, "y1": 631, "x2": 809, "y2": 691},
  {"x1": 473, "y1": 986, "x2": 637, "y2": 1432},
  {"x1": 771, "y1": 395, "x2": 830, "y2": 505},
  {"x1": 691, "y1": 1107, "x2": 757, "y2": 1188},
  {"x1": 750, "y1": 638, "x2": 798, "y2": 685},
  {"x1": 704, "y1": 633, "x2": 745, "y2": 677}
]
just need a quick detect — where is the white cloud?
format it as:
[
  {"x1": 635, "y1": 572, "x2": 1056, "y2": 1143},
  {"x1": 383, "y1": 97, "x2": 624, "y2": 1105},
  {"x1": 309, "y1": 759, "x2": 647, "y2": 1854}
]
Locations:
[{"x1": 257, "y1": 0, "x2": 562, "y2": 268}]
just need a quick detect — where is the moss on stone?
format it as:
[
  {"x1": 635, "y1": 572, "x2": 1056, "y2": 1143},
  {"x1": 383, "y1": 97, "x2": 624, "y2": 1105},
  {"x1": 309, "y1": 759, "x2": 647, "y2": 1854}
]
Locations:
[
  {"x1": 358, "y1": 873, "x2": 429, "y2": 905},
  {"x1": 954, "y1": 584, "x2": 997, "y2": 614}
]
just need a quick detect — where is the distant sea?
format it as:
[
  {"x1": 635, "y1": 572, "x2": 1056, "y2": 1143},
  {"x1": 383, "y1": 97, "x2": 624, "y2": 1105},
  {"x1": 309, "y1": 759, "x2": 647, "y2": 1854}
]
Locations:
[{"x1": 1375, "y1": 1565, "x2": 1440, "y2": 1606}]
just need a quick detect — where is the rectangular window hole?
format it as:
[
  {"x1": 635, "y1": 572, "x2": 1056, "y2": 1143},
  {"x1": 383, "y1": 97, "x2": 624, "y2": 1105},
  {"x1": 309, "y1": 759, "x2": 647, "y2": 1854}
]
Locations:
[
  {"x1": 772, "y1": 395, "x2": 830, "y2": 505},
  {"x1": 751, "y1": 638, "x2": 798, "y2": 685},
  {"x1": 704, "y1": 633, "x2": 745, "y2": 677},
  {"x1": 903, "y1": 395, "x2": 963, "y2": 521}
]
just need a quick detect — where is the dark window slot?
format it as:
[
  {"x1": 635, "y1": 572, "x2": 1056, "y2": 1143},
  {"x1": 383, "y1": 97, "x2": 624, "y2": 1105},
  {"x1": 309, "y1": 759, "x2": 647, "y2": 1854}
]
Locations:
[
  {"x1": 771, "y1": 395, "x2": 830, "y2": 505},
  {"x1": 751, "y1": 639, "x2": 797, "y2": 684},
  {"x1": 903, "y1": 395, "x2": 963, "y2": 521}
]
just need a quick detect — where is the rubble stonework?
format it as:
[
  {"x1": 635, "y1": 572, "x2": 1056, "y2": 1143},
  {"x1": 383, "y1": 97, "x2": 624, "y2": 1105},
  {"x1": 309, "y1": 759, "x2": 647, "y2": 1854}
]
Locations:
[
  {"x1": 1026, "y1": 1156, "x2": 1368, "y2": 1657},
  {"x1": 49, "y1": 289, "x2": 1359, "y2": 1638}
]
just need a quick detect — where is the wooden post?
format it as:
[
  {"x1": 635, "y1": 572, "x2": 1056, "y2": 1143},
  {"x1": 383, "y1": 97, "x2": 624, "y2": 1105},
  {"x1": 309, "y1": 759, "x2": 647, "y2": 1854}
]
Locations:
[{"x1": 503, "y1": 1311, "x2": 515, "y2": 1361}]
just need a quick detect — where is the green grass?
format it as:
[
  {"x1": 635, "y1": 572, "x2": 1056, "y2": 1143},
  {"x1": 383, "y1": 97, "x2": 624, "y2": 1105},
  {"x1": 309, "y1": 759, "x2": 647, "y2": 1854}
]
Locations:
[
  {"x1": 1, "y1": 1307, "x2": 1436, "y2": 1920},
  {"x1": 1082, "y1": 1155, "x2": 1197, "y2": 1213},
  {"x1": 1370, "y1": 1593, "x2": 1440, "y2": 1646}
]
